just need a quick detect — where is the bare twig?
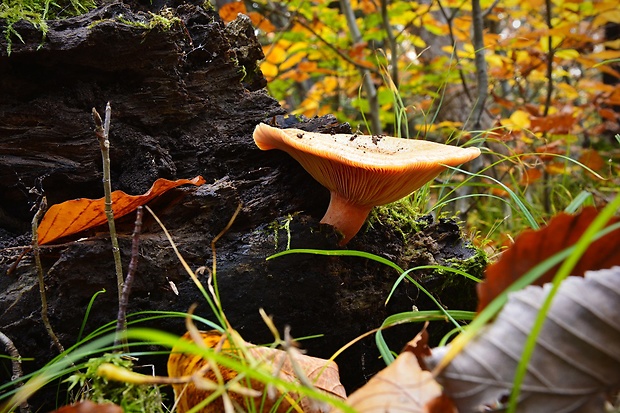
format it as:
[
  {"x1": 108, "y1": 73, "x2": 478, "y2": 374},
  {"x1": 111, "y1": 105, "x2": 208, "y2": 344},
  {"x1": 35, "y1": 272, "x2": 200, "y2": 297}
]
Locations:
[
  {"x1": 481, "y1": 0, "x2": 501, "y2": 19},
  {"x1": 115, "y1": 207, "x2": 143, "y2": 351},
  {"x1": 379, "y1": 0, "x2": 399, "y2": 89},
  {"x1": 291, "y1": 16, "x2": 381, "y2": 76},
  {"x1": 339, "y1": 0, "x2": 382, "y2": 134},
  {"x1": 31, "y1": 197, "x2": 65, "y2": 354},
  {"x1": 437, "y1": 0, "x2": 474, "y2": 104},
  {"x1": 93, "y1": 103, "x2": 125, "y2": 304},
  {"x1": 471, "y1": 0, "x2": 488, "y2": 130},
  {"x1": 0, "y1": 330, "x2": 30, "y2": 413},
  {"x1": 542, "y1": 0, "x2": 554, "y2": 118},
  {"x1": 542, "y1": 0, "x2": 555, "y2": 213}
]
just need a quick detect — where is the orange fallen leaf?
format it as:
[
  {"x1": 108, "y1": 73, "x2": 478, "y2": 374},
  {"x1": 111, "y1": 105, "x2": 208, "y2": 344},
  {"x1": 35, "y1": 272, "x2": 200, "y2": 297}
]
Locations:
[
  {"x1": 219, "y1": 1, "x2": 247, "y2": 23},
  {"x1": 530, "y1": 113, "x2": 577, "y2": 134},
  {"x1": 477, "y1": 206, "x2": 620, "y2": 312},
  {"x1": 167, "y1": 330, "x2": 346, "y2": 413},
  {"x1": 578, "y1": 148, "x2": 606, "y2": 174},
  {"x1": 38, "y1": 176, "x2": 205, "y2": 245}
]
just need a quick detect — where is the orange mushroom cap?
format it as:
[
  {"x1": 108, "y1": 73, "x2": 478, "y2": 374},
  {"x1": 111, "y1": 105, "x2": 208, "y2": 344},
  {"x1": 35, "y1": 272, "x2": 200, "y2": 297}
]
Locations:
[{"x1": 253, "y1": 123, "x2": 481, "y2": 245}]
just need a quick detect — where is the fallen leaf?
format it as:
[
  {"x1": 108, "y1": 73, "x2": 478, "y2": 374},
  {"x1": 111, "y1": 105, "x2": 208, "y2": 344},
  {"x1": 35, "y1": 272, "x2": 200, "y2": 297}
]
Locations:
[
  {"x1": 426, "y1": 267, "x2": 620, "y2": 413},
  {"x1": 530, "y1": 113, "x2": 577, "y2": 134},
  {"x1": 37, "y1": 176, "x2": 205, "y2": 245},
  {"x1": 48, "y1": 400, "x2": 123, "y2": 413},
  {"x1": 167, "y1": 330, "x2": 346, "y2": 413},
  {"x1": 333, "y1": 329, "x2": 450, "y2": 413},
  {"x1": 578, "y1": 148, "x2": 606, "y2": 174},
  {"x1": 477, "y1": 207, "x2": 620, "y2": 312}
]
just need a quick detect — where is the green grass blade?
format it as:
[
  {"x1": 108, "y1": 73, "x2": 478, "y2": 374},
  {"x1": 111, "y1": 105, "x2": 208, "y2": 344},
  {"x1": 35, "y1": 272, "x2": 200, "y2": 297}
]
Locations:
[
  {"x1": 77, "y1": 288, "x2": 107, "y2": 342},
  {"x1": 564, "y1": 190, "x2": 593, "y2": 213},
  {"x1": 267, "y1": 248, "x2": 405, "y2": 273},
  {"x1": 375, "y1": 310, "x2": 476, "y2": 364}
]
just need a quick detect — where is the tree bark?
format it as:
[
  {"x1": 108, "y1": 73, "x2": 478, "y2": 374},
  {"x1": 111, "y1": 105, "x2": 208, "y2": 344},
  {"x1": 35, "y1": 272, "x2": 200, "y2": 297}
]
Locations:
[{"x1": 0, "y1": 2, "x2": 485, "y2": 410}]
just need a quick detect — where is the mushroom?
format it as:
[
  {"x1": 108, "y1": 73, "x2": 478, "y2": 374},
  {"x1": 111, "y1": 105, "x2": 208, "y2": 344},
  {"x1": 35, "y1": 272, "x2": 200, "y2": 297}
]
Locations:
[{"x1": 253, "y1": 123, "x2": 481, "y2": 245}]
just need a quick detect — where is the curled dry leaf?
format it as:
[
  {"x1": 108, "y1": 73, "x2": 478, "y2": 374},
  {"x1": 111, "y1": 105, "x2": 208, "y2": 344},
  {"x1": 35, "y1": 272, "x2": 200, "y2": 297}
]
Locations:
[
  {"x1": 334, "y1": 329, "x2": 455, "y2": 413},
  {"x1": 37, "y1": 176, "x2": 205, "y2": 245},
  {"x1": 426, "y1": 267, "x2": 620, "y2": 413},
  {"x1": 477, "y1": 206, "x2": 620, "y2": 311},
  {"x1": 48, "y1": 400, "x2": 123, "y2": 413},
  {"x1": 167, "y1": 330, "x2": 346, "y2": 413}
]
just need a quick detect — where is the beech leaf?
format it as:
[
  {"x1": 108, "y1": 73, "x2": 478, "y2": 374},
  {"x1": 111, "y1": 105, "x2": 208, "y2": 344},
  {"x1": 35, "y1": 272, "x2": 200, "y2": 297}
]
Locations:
[
  {"x1": 37, "y1": 176, "x2": 205, "y2": 245},
  {"x1": 477, "y1": 207, "x2": 620, "y2": 311},
  {"x1": 334, "y1": 329, "x2": 451, "y2": 413},
  {"x1": 167, "y1": 330, "x2": 346, "y2": 413},
  {"x1": 426, "y1": 267, "x2": 620, "y2": 413}
]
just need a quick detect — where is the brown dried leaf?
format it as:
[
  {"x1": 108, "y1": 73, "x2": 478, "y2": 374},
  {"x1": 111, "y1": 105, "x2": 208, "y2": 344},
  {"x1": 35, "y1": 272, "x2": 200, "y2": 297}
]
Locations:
[
  {"x1": 37, "y1": 176, "x2": 205, "y2": 245},
  {"x1": 167, "y1": 331, "x2": 346, "y2": 413},
  {"x1": 334, "y1": 330, "x2": 445, "y2": 413},
  {"x1": 427, "y1": 267, "x2": 620, "y2": 413},
  {"x1": 477, "y1": 207, "x2": 620, "y2": 311}
]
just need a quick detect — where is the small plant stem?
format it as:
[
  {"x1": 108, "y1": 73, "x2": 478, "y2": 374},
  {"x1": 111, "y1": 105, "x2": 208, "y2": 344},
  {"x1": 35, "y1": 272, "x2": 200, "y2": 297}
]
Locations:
[
  {"x1": 31, "y1": 197, "x2": 65, "y2": 354},
  {"x1": 115, "y1": 207, "x2": 143, "y2": 351},
  {"x1": 93, "y1": 102, "x2": 124, "y2": 305},
  {"x1": 0, "y1": 330, "x2": 30, "y2": 413}
]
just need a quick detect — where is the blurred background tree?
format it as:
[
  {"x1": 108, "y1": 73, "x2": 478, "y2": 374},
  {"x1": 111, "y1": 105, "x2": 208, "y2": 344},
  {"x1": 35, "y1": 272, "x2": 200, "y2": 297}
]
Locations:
[{"x1": 218, "y1": 0, "x2": 619, "y2": 247}]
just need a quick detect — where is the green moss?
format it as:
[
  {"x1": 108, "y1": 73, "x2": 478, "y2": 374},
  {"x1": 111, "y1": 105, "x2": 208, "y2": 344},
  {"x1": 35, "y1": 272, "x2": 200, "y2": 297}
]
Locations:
[
  {"x1": 1, "y1": 0, "x2": 96, "y2": 54},
  {"x1": 444, "y1": 247, "x2": 488, "y2": 280},
  {"x1": 115, "y1": 7, "x2": 181, "y2": 31},
  {"x1": 367, "y1": 196, "x2": 425, "y2": 239},
  {"x1": 66, "y1": 353, "x2": 165, "y2": 413}
]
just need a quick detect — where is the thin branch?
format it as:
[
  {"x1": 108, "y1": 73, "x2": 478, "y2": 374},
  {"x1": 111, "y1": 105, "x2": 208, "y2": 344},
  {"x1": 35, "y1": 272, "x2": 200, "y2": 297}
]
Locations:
[
  {"x1": 115, "y1": 207, "x2": 143, "y2": 351},
  {"x1": 542, "y1": 0, "x2": 554, "y2": 117},
  {"x1": 292, "y1": 16, "x2": 381, "y2": 76},
  {"x1": 31, "y1": 197, "x2": 65, "y2": 354},
  {"x1": 93, "y1": 103, "x2": 125, "y2": 305},
  {"x1": 0, "y1": 330, "x2": 30, "y2": 413},
  {"x1": 339, "y1": 0, "x2": 382, "y2": 134},
  {"x1": 436, "y1": 0, "x2": 473, "y2": 103},
  {"x1": 379, "y1": 0, "x2": 399, "y2": 89},
  {"x1": 471, "y1": 0, "x2": 488, "y2": 129},
  {"x1": 481, "y1": 0, "x2": 501, "y2": 19}
]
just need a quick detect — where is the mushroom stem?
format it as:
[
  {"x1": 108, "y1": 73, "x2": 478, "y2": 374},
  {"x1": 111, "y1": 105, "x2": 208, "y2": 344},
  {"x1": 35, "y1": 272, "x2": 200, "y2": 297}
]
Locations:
[{"x1": 320, "y1": 192, "x2": 373, "y2": 246}]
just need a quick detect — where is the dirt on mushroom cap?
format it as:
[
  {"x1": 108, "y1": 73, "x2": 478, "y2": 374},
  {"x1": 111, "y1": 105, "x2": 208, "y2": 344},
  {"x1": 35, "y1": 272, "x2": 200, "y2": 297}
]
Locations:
[{"x1": 253, "y1": 124, "x2": 481, "y2": 171}]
